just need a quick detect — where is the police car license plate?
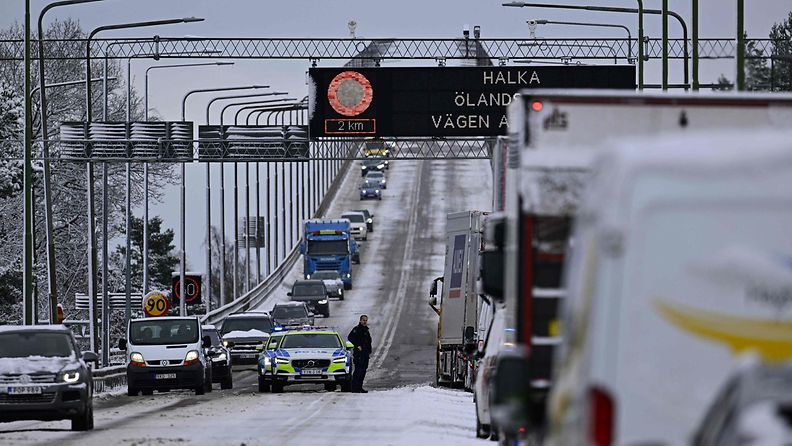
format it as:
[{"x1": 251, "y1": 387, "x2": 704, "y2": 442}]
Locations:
[
  {"x1": 301, "y1": 369, "x2": 322, "y2": 375},
  {"x1": 7, "y1": 386, "x2": 43, "y2": 394},
  {"x1": 154, "y1": 373, "x2": 176, "y2": 380}
]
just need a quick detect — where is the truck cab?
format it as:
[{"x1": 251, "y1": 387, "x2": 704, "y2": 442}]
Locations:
[
  {"x1": 119, "y1": 316, "x2": 212, "y2": 396},
  {"x1": 302, "y1": 219, "x2": 357, "y2": 290}
]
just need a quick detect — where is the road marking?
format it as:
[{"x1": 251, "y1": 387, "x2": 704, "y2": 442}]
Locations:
[{"x1": 370, "y1": 160, "x2": 424, "y2": 370}]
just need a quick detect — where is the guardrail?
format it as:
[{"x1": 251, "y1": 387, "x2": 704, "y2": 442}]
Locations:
[{"x1": 89, "y1": 144, "x2": 355, "y2": 393}]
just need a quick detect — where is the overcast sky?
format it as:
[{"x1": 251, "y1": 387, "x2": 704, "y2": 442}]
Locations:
[{"x1": 2, "y1": 0, "x2": 791, "y2": 279}]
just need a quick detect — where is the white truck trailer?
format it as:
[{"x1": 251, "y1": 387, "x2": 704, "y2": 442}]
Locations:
[{"x1": 429, "y1": 210, "x2": 487, "y2": 389}]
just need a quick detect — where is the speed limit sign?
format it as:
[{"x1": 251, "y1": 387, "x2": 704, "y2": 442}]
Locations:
[
  {"x1": 172, "y1": 273, "x2": 202, "y2": 305},
  {"x1": 142, "y1": 291, "x2": 171, "y2": 317}
]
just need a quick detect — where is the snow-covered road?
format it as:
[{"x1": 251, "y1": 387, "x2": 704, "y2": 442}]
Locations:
[{"x1": 0, "y1": 153, "x2": 493, "y2": 445}]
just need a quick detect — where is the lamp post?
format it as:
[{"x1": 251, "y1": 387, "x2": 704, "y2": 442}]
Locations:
[
  {"x1": 85, "y1": 16, "x2": 204, "y2": 365},
  {"x1": 36, "y1": 0, "x2": 105, "y2": 326},
  {"x1": 141, "y1": 61, "x2": 232, "y2": 317},
  {"x1": 504, "y1": 2, "x2": 689, "y2": 89},
  {"x1": 182, "y1": 85, "x2": 268, "y2": 312},
  {"x1": 736, "y1": 0, "x2": 745, "y2": 91},
  {"x1": 531, "y1": 19, "x2": 632, "y2": 63}
]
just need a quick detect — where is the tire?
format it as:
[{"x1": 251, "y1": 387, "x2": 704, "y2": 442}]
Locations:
[
  {"x1": 221, "y1": 375, "x2": 233, "y2": 390},
  {"x1": 475, "y1": 403, "x2": 491, "y2": 439},
  {"x1": 127, "y1": 386, "x2": 139, "y2": 397},
  {"x1": 257, "y1": 374, "x2": 270, "y2": 393},
  {"x1": 324, "y1": 383, "x2": 338, "y2": 392},
  {"x1": 205, "y1": 368, "x2": 213, "y2": 393},
  {"x1": 195, "y1": 381, "x2": 205, "y2": 396},
  {"x1": 71, "y1": 404, "x2": 93, "y2": 431},
  {"x1": 323, "y1": 309, "x2": 330, "y2": 318},
  {"x1": 141, "y1": 389, "x2": 154, "y2": 396},
  {"x1": 271, "y1": 383, "x2": 284, "y2": 394},
  {"x1": 489, "y1": 425, "x2": 500, "y2": 442},
  {"x1": 344, "y1": 283, "x2": 351, "y2": 290}
]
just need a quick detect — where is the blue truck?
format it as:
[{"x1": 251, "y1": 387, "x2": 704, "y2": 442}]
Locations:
[{"x1": 301, "y1": 219, "x2": 357, "y2": 290}]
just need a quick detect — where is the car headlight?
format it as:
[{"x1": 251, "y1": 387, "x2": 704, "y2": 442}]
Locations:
[
  {"x1": 305, "y1": 274, "x2": 311, "y2": 279},
  {"x1": 375, "y1": 189, "x2": 380, "y2": 193},
  {"x1": 130, "y1": 352, "x2": 145, "y2": 366},
  {"x1": 275, "y1": 358, "x2": 290, "y2": 364},
  {"x1": 344, "y1": 273, "x2": 351, "y2": 278},
  {"x1": 337, "y1": 289, "x2": 343, "y2": 295},
  {"x1": 216, "y1": 352, "x2": 228, "y2": 361},
  {"x1": 318, "y1": 299, "x2": 328, "y2": 304},
  {"x1": 222, "y1": 340, "x2": 230, "y2": 347},
  {"x1": 361, "y1": 166, "x2": 367, "y2": 170},
  {"x1": 332, "y1": 357, "x2": 347, "y2": 363},
  {"x1": 183, "y1": 350, "x2": 200, "y2": 365},
  {"x1": 367, "y1": 218, "x2": 372, "y2": 224},
  {"x1": 60, "y1": 370, "x2": 81, "y2": 383},
  {"x1": 263, "y1": 356, "x2": 272, "y2": 367},
  {"x1": 377, "y1": 164, "x2": 384, "y2": 169}
]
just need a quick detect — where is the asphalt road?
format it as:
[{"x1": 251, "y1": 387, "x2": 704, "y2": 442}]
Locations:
[{"x1": 0, "y1": 155, "x2": 492, "y2": 445}]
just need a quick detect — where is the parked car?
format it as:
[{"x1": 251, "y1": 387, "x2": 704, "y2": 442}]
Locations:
[
  {"x1": 341, "y1": 211, "x2": 369, "y2": 241},
  {"x1": 693, "y1": 361, "x2": 792, "y2": 446},
  {"x1": 271, "y1": 302, "x2": 315, "y2": 328},
  {"x1": 0, "y1": 325, "x2": 98, "y2": 431},
  {"x1": 473, "y1": 304, "x2": 505, "y2": 440},
  {"x1": 202, "y1": 325, "x2": 233, "y2": 390},
  {"x1": 308, "y1": 270, "x2": 345, "y2": 300},
  {"x1": 359, "y1": 180, "x2": 382, "y2": 201},
  {"x1": 364, "y1": 171, "x2": 387, "y2": 189},
  {"x1": 288, "y1": 280, "x2": 330, "y2": 317},
  {"x1": 120, "y1": 316, "x2": 213, "y2": 396},
  {"x1": 220, "y1": 312, "x2": 273, "y2": 366},
  {"x1": 352, "y1": 209, "x2": 374, "y2": 232}
]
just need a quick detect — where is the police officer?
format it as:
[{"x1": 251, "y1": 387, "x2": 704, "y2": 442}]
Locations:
[{"x1": 347, "y1": 314, "x2": 372, "y2": 393}]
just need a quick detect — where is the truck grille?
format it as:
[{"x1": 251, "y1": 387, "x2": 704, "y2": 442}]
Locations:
[
  {"x1": 0, "y1": 373, "x2": 57, "y2": 384},
  {"x1": 316, "y1": 263, "x2": 341, "y2": 271},
  {"x1": 145, "y1": 359, "x2": 183, "y2": 367},
  {"x1": 291, "y1": 359, "x2": 330, "y2": 368},
  {"x1": 0, "y1": 393, "x2": 56, "y2": 404}
]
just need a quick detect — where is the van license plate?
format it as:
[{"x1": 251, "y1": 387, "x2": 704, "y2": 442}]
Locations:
[
  {"x1": 155, "y1": 373, "x2": 176, "y2": 380},
  {"x1": 8, "y1": 386, "x2": 43, "y2": 395},
  {"x1": 301, "y1": 369, "x2": 322, "y2": 375}
]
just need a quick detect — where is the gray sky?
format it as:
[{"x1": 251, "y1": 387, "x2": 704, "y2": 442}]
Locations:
[{"x1": 2, "y1": 0, "x2": 790, "y2": 275}]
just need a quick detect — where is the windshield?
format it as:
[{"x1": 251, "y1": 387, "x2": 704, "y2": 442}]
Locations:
[
  {"x1": 363, "y1": 159, "x2": 382, "y2": 166},
  {"x1": 130, "y1": 319, "x2": 199, "y2": 345},
  {"x1": 292, "y1": 283, "x2": 326, "y2": 296},
  {"x1": 221, "y1": 317, "x2": 273, "y2": 335},
  {"x1": 307, "y1": 239, "x2": 348, "y2": 256},
  {"x1": 366, "y1": 172, "x2": 384, "y2": 179},
  {"x1": 273, "y1": 306, "x2": 308, "y2": 319},
  {"x1": 343, "y1": 214, "x2": 365, "y2": 223},
  {"x1": 352, "y1": 210, "x2": 370, "y2": 219},
  {"x1": 205, "y1": 329, "x2": 222, "y2": 346},
  {"x1": 312, "y1": 271, "x2": 340, "y2": 280},
  {"x1": 361, "y1": 181, "x2": 377, "y2": 189},
  {"x1": 0, "y1": 332, "x2": 75, "y2": 358},
  {"x1": 364, "y1": 142, "x2": 385, "y2": 151},
  {"x1": 281, "y1": 333, "x2": 342, "y2": 349}
]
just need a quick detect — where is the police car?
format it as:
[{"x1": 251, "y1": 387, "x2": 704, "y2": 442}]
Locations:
[{"x1": 257, "y1": 327, "x2": 354, "y2": 393}]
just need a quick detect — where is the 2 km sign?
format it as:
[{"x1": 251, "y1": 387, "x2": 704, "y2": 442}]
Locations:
[{"x1": 308, "y1": 66, "x2": 636, "y2": 138}]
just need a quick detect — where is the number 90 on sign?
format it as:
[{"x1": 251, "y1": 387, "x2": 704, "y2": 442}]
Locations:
[{"x1": 143, "y1": 292, "x2": 170, "y2": 317}]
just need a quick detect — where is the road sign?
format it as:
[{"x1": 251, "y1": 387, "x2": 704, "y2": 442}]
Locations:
[
  {"x1": 142, "y1": 291, "x2": 171, "y2": 317},
  {"x1": 309, "y1": 66, "x2": 636, "y2": 138},
  {"x1": 172, "y1": 273, "x2": 202, "y2": 305}
]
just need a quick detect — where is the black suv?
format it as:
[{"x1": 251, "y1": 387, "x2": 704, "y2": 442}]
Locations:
[
  {"x1": 202, "y1": 325, "x2": 233, "y2": 389},
  {"x1": 352, "y1": 209, "x2": 374, "y2": 232},
  {"x1": 0, "y1": 325, "x2": 98, "y2": 430},
  {"x1": 288, "y1": 280, "x2": 330, "y2": 317}
]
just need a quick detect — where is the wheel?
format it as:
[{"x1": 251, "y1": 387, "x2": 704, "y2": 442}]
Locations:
[
  {"x1": 324, "y1": 383, "x2": 338, "y2": 392},
  {"x1": 195, "y1": 381, "x2": 206, "y2": 396},
  {"x1": 476, "y1": 403, "x2": 491, "y2": 439},
  {"x1": 205, "y1": 368, "x2": 213, "y2": 393},
  {"x1": 378, "y1": 197, "x2": 382, "y2": 201},
  {"x1": 141, "y1": 389, "x2": 154, "y2": 396},
  {"x1": 363, "y1": 236, "x2": 368, "y2": 241},
  {"x1": 323, "y1": 309, "x2": 330, "y2": 318},
  {"x1": 271, "y1": 383, "x2": 284, "y2": 393},
  {"x1": 221, "y1": 374, "x2": 233, "y2": 390},
  {"x1": 257, "y1": 374, "x2": 270, "y2": 393},
  {"x1": 344, "y1": 283, "x2": 351, "y2": 290},
  {"x1": 127, "y1": 386, "x2": 139, "y2": 397},
  {"x1": 489, "y1": 424, "x2": 500, "y2": 442},
  {"x1": 71, "y1": 404, "x2": 93, "y2": 431}
]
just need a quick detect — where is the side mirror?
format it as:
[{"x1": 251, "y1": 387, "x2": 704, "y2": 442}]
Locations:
[
  {"x1": 490, "y1": 349, "x2": 532, "y2": 434},
  {"x1": 463, "y1": 326, "x2": 477, "y2": 355},
  {"x1": 428, "y1": 295, "x2": 438, "y2": 307},
  {"x1": 117, "y1": 338, "x2": 127, "y2": 351},
  {"x1": 307, "y1": 312, "x2": 314, "y2": 318},
  {"x1": 480, "y1": 250, "x2": 504, "y2": 302},
  {"x1": 81, "y1": 351, "x2": 99, "y2": 363},
  {"x1": 287, "y1": 292, "x2": 292, "y2": 297},
  {"x1": 345, "y1": 341, "x2": 354, "y2": 350}
]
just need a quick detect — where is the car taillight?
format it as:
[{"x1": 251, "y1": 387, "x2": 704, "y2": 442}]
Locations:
[{"x1": 588, "y1": 386, "x2": 615, "y2": 446}]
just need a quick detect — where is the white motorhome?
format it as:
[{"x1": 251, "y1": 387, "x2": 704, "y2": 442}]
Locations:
[
  {"x1": 548, "y1": 129, "x2": 792, "y2": 445},
  {"x1": 119, "y1": 316, "x2": 213, "y2": 396}
]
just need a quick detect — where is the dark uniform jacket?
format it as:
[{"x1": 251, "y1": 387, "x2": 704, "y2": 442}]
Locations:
[{"x1": 347, "y1": 324, "x2": 372, "y2": 357}]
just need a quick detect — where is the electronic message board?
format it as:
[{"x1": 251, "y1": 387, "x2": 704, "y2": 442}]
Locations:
[{"x1": 309, "y1": 66, "x2": 635, "y2": 138}]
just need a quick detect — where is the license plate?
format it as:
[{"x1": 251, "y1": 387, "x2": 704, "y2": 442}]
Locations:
[
  {"x1": 154, "y1": 373, "x2": 176, "y2": 380},
  {"x1": 300, "y1": 369, "x2": 323, "y2": 375},
  {"x1": 240, "y1": 354, "x2": 256, "y2": 359},
  {"x1": 8, "y1": 386, "x2": 43, "y2": 395}
]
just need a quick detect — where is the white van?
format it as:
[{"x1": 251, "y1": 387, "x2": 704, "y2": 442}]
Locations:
[
  {"x1": 548, "y1": 130, "x2": 792, "y2": 445},
  {"x1": 119, "y1": 316, "x2": 213, "y2": 396}
]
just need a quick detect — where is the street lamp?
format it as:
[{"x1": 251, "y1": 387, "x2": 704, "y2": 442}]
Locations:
[
  {"x1": 182, "y1": 85, "x2": 268, "y2": 314},
  {"x1": 35, "y1": 0, "x2": 105, "y2": 327},
  {"x1": 504, "y1": 2, "x2": 689, "y2": 90},
  {"x1": 84, "y1": 16, "x2": 204, "y2": 366},
  {"x1": 140, "y1": 61, "x2": 233, "y2": 316},
  {"x1": 530, "y1": 19, "x2": 633, "y2": 63}
]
